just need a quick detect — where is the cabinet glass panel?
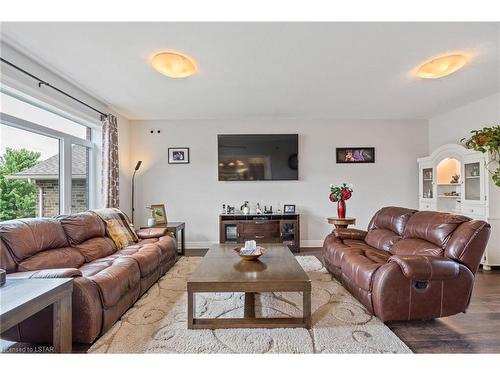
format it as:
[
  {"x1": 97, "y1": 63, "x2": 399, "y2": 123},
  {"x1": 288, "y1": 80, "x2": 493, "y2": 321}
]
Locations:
[
  {"x1": 422, "y1": 168, "x2": 433, "y2": 198},
  {"x1": 225, "y1": 224, "x2": 238, "y2": 242},
  {"x1": 464, "y1": 162, "x2": 481, "y2": 200},
  {"x1": 281, "y1": 222, "x2": 296, "y2": 241}
]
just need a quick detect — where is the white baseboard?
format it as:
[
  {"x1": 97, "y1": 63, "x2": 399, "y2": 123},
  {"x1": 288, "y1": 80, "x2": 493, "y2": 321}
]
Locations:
[
  {"x1": 299, "y1": 240, "x2": 324, "y2": 248},
  {"x1": 185, "y1": 240, "x2": 324, "y2": 250}
]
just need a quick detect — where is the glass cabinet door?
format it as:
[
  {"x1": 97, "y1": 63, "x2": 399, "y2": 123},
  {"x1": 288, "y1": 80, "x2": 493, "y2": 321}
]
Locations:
[
  {"x1": 421, "y1": 167, "x2": 434, "y2": 199},
  {"x1": 464, "y1": 162, "x2": 481, "y2": 201}
]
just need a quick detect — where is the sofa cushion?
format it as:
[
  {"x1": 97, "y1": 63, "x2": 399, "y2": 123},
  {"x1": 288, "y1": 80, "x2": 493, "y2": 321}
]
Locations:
[
  {"x1": 368, "y1": 207, "x2": 417, "y2": 236},
  {"x1": 58, "y1": 212, "x2": 105, "y2": 244},
  {"x1": 390, "y1": 238, "x2": 444, "y2": 257},
  {"x1": 79, "y1": 256, "x2": 140, "y2": 309},
  {"x1": 0, "y1": 218, "x2": 68, "y2": 260},
  {"x1": 73, "y1": 237, "x2": 117, "y2": 263},
  {"x1": 117, "y1": 243, "x2": 162, "y2": 277},
  {"x1": 341, "y1": 248, "x2": 390, "y2": 291},
  {"x1": 365, "y1": 229, "x2": 401, "y2": 251},
  {"x1": 151, "y1": 235, "x2": 177, "y2": 256},
  {"x1": 403, "y1": 211, "x2": 470, "y2": 248},
  {"x1": 18, "y1": 247, "x2": 85, "y2": 271}
]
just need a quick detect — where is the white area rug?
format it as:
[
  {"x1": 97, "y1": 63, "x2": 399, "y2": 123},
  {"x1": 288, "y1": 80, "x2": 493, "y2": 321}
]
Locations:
[{"x1": 88, "y1": 256, "x2": 411, "y2": 353}]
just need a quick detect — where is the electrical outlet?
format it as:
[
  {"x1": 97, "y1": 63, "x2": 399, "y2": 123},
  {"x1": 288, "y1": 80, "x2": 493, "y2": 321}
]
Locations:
[{"x1": 148, "y1": 128, "x2": 162, "y2": 134}]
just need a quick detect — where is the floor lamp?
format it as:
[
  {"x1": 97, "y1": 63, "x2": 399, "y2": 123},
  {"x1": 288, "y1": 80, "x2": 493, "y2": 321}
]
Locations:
[{"x1": 131, "y1": 160, "x2": 142, "y2": 223}]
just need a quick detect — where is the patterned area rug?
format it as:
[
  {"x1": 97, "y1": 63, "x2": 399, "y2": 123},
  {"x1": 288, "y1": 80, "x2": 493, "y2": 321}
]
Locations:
[{"x1": 88, "y1": 256, "x2": 411, "y2": 353}]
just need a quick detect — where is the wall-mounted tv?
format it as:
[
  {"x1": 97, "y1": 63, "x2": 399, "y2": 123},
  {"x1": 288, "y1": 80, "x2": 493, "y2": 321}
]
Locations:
[{"x1": 218, "y1": 134, "x2": 298, "y2": 181}]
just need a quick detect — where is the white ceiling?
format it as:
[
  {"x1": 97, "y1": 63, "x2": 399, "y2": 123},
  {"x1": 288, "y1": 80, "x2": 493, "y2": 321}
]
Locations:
[{"x1": 1, "y1": 22, "x2": 499, "y2": 120}]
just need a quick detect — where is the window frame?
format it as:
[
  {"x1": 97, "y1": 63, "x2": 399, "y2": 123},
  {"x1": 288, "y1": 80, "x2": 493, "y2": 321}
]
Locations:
[{"x1": 0, "y1": 112, "x2": 96, "y2": 215}]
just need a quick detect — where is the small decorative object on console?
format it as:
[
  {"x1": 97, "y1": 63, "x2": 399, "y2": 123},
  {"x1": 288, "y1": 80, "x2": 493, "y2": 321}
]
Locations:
[
  {"x1": 240, "y1": 201, "x2": 250, "y2": 214},
  {"x1": 329, "y1": 183, "x2": 354, "y2": 219},
  {"x1": 283, "y1": 204, "x2": 296, "y2": 214}
]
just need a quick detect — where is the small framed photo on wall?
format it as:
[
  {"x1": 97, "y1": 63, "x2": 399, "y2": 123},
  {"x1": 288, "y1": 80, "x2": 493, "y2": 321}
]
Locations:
[
  {"x1": 336, "y1": 147, "x2": 375, "y2": 164},
  {"x1": 168, "y1": 147, "x2": 190, "y2": 164},
  {"x1": 283, "y1": 204, "x2": 296, "y2": 214}
]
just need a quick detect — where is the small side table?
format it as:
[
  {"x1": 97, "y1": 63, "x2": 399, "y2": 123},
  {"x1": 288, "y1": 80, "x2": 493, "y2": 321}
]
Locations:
[
  {"x1": 0, "y1": 278, "x2": 73, "y2": 353},
  {"x1": 327, "y1": 217, "x2": 356, "y2": 229},
  {"x1": 141, "y1": 222, "x2": 185, "y2": 255}
]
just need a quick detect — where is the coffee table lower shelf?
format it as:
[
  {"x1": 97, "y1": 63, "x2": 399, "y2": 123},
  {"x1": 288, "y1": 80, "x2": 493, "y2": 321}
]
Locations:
[{"x1": 187, "y1": 289, "x2": 311, "y2": 330}]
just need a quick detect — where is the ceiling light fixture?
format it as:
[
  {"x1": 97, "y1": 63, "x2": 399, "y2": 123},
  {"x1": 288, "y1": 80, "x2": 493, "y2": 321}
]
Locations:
[
  {"x1": 415, "y1": 54, "x2": 468, "y2": 79},
  {"x1": 151, "y1": 52, "x2": 196, "y2": 78}
]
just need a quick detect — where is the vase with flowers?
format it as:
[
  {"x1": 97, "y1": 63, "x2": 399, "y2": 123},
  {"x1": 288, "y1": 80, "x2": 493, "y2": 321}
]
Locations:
[{"x1": 329, "y1": 183, "x2": 353, "y2": 219}]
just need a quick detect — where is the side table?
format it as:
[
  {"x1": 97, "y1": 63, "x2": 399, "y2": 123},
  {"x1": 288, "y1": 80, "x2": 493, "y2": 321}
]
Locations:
[
  {"x1": 140, "y1": 222, "x2": 185, "y2": 255},
  {"x1": 0, "y1": 278, "x2": 73, "y2": 353},
  {"x1": 327, "y1": 217, "x2": 356, "y2": 229}
]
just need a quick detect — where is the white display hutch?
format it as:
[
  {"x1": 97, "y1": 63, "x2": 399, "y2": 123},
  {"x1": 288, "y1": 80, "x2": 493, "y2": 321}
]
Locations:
[{"x1": 417, "y1": 144, "x2": 499, "y2": 270}]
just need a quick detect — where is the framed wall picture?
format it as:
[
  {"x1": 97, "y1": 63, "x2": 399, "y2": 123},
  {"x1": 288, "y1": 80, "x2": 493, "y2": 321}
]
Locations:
[
  {"x1": 168, "y1": 147, "x2": 190, "y2": 164},
  {"x1": 283, "y1": 204, "x2": 296, "y2": 214},
  {"x1": 336, "y1": 147, "x2": 375, "y2": 164},
  {"x1": 150, "y1": 204, "x2": 167, "y2": 224}
]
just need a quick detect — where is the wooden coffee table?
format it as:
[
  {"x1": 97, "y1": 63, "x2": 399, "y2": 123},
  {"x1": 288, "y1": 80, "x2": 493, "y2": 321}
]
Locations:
[{"x1": 187, "y1": 243, "x2": 311, "y2": 329}]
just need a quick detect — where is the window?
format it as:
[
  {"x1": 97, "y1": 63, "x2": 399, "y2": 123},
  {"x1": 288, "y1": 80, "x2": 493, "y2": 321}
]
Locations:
[
  {"x1": 0, "y1": 91, "x2": 96, "y2": 221},
  {"x1": 0, "y1": 125, "x2": 60, "y2": 219},
  {"x1": 71, "y1": 144, "x2": 90, "y2": 213}
]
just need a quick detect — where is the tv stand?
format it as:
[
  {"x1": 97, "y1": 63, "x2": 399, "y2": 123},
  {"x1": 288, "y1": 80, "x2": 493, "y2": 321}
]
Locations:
[{"x1": 219, "y1": 213, "x2": 300, "y2": 253}]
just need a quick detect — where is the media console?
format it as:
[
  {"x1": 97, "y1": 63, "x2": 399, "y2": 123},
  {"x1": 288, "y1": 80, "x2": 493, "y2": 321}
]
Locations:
[{"x1": 219, "y1": 213, "x2": 300, "y2": 253}]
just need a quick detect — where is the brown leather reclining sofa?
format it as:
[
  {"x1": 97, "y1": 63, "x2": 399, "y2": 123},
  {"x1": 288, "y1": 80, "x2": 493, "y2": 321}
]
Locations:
[
  {"x1": 323, "y1": 207, "x2": 490, "y2": 321},
  {"x1": 0, "y1": 211, "x2": 177, "y2": 344}
]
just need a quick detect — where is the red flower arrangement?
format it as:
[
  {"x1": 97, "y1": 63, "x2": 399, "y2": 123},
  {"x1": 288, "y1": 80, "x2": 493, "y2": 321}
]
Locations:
[{"x1": 329, "y1": 183, "x2": 353, "y2": 218}]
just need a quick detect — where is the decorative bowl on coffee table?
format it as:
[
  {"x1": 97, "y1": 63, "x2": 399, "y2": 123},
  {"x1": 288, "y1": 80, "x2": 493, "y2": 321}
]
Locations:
[{"x1": 234, "y1": 246, "x2": 267, "y2": 261}]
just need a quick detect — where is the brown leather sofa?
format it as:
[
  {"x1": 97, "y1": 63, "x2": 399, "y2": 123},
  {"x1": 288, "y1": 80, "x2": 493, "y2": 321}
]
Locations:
[
  {"x1": 0, "y1": 211, "x2": 177, "y2": 344},
  {"x1": 323, "y1": 207, "x2": 490, "y2": 321}
]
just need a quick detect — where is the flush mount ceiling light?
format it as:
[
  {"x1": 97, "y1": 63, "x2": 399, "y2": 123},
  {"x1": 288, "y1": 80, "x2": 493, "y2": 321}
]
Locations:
[
  {"x1": 151, "y1": 52, "x2": 196, "y2": 78},
  {"x1": 415, "y1": 54, "x2": 468, "y2": 79}
]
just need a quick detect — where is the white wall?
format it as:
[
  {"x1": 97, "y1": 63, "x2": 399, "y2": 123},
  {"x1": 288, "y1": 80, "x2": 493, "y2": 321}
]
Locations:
[
  {"x1": 117, "y1": 114, "x2": 132, "y2": 217},
  {"x1": 429, "y1": 93, "x2": 500, "y2": 152},
  {"x1": 130, "y1": 119, "x2": 428, "y2": 248}
]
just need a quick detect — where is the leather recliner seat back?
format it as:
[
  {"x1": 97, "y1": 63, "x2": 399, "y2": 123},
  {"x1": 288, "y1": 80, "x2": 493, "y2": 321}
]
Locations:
[
  {"x1": 445, "y1": 219, "x2": 492, "y2": 274},
  {"x1": 58, "y1": 212, "x2": 117, "y2": 262},
  {"x1": 364, "y1": 207, "x2": 417, "y2": 251},
  {"x1": 0, "y1": 218, "x2": 86, "y2": 271},
  {"x1": 390, "y1": 211, "x2": 470, "y2": 257}
]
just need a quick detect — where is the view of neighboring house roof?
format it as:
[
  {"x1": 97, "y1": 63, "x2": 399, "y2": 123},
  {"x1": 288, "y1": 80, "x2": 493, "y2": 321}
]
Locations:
[{"x1": 7, "y1": 145, "x2": 88, "y2": 180}]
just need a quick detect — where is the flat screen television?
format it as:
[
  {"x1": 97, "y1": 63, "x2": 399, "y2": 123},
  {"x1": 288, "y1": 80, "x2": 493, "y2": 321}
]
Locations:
[{"x1": 218, "y1": 134, "x2": 298, "y2": 181}]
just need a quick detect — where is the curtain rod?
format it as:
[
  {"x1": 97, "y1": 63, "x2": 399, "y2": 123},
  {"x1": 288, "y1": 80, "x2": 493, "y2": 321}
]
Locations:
[{"x1": 0, "y1": 57, "x2": 108, "y2": 119}]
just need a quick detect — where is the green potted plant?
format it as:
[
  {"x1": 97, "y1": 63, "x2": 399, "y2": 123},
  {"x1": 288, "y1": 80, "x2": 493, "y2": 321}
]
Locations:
[{"x1": 461, "y1": 125, "x2": 500, "y2": 187}]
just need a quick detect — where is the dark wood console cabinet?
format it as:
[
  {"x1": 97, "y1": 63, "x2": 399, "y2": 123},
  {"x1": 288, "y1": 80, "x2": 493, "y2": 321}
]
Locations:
[{"x1": 219, "y1": 214, "x2": 300, "y2": 252}]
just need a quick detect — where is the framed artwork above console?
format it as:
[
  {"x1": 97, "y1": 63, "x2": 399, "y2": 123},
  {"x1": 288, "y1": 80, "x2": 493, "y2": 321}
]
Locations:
[{"x1": 336, "y1": 147, "x2": 375, "y2": 163}]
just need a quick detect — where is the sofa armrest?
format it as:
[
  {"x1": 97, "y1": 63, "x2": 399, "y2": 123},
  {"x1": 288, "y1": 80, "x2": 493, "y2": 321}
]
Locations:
[
  {"x1": 332, "y1": 228, "x2": 367, "y2": 241},
  {"x1": 136, "y1": 227, "x2": 169, "y2": 239},
  {"x1": 7, "y1": 268, "x2": 82, "y2": 279},
  {"x1": 388, "y1": 255, "x2": 459, "y2": 281}
]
